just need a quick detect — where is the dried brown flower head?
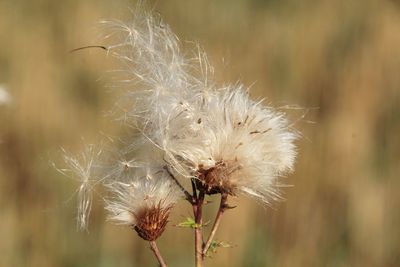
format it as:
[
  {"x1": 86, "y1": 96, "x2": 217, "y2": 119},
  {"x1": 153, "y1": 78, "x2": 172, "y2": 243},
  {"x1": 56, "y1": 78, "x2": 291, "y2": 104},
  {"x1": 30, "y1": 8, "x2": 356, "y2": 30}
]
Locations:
[
  {"x1": 133, "y1": 203, "x2": 172, "y2": 241},
  {"x1": 196, "y1": 160, "x2": 241, "y2": 195}
]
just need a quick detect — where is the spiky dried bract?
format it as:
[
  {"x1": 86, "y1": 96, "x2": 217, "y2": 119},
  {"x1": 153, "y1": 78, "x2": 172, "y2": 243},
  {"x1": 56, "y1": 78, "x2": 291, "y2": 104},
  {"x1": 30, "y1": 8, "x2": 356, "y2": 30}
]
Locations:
[
  {"x1": 105, "y1": 167, "x2": 183, "y2": 240},
  {"x1": 103, "y1": 11, "x2": 298, "y2": 205},
  {"x1": 134, "y1": 203, "x2": 172, "y2": 241}
]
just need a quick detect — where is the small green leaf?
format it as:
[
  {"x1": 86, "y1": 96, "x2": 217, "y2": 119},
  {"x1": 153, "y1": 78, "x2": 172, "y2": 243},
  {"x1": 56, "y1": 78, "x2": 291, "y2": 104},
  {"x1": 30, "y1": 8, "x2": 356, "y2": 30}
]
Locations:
[
  {"x1": 205, "y1": 240, "x2": 232, "y2": 257},
  {"x1": 176, "y1": 217, "x2": 201, "y2": 229}
]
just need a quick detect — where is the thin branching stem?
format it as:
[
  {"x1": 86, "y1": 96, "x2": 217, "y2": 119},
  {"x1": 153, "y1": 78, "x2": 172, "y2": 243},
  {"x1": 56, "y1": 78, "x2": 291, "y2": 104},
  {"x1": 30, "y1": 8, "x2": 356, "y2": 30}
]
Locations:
[
  {"x1": 193, "y1": 187, "x2": 205, "y2": 267},
  {"x1": 191, "y1": 178, "x2": 198, "y2": 200},
  {"x1": 202, "y1": 193, "x2": 228, "y2": 257},
  {"x1": 164, "y1": 166, "x2": 193, "y2": 203},
  {"x1": 149, "y1": 241, "x2": 168, "y2": 267},
  {"x1": 69, "y1": 45, "x2": 108, "y2": 53}
]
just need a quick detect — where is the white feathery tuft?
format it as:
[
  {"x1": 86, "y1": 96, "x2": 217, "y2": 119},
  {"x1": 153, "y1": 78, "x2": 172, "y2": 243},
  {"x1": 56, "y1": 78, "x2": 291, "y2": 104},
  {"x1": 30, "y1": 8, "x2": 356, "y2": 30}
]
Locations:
[
  {"x1": 105, "y1": 166, "x2": 183, "y2": 226},
  {"x1": 60, "y1": 144, "x2": 103, "y2": 230},
  {"x1": 63, "y1": 7, "x2": 299, "y2": 232},
  {"x1": 101, "y1": 10, "x2": 298, "y2": 205}
]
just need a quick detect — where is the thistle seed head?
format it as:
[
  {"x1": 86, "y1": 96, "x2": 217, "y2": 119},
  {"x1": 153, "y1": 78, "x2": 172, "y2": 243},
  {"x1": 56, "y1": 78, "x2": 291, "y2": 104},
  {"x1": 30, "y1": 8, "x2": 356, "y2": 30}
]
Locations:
[
  {"x1": 101, "y1": 11, "x2": 299, "y2": 205},
  {"x1": 105, "y1": 166, "x2": 183, "y2": 240},
  {"x1": 133, "y1": 203, "x2": 172, "y2": 241},
  {"x1": 196, "y1": 160, "x2": 239, "y2": 195}
]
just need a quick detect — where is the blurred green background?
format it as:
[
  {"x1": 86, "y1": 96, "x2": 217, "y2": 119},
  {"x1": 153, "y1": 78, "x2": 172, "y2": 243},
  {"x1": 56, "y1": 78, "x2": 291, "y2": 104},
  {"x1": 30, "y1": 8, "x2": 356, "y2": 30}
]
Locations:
[{"x1": 1, "y1": 0, "x2": 399, "y2": 266}]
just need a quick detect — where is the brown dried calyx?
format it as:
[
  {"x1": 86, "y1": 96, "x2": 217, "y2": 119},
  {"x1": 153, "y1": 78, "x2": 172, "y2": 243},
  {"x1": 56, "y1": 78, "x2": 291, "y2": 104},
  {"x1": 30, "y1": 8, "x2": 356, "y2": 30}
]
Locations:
[
  {"x1": 196, "y1": 160, "x2": 240, "y2": 195},
  {"x1": 133, "y1": 203, "x2": 172, "y2": 241}
]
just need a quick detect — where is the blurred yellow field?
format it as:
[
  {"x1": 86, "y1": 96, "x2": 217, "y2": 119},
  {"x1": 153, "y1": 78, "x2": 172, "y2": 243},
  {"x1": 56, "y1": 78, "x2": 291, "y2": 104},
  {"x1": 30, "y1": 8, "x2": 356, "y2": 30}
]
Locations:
[{"x1": 0, "y1": 1, "x2": 399, "y2": 266}]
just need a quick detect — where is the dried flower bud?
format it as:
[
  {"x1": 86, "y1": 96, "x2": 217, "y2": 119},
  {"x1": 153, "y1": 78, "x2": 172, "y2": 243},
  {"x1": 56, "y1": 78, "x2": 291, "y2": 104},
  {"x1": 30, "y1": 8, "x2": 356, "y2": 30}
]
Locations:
[{"x1": 133, "y1": 203, "x2": 172, "y2": 241}]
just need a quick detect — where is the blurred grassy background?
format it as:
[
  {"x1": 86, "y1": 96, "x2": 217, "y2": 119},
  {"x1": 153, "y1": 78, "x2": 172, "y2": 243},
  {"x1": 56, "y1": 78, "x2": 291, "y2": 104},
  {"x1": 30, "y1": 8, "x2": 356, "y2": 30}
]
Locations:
[{"x1": 1, "y1": 0, "x2": 399, "y2": 266}]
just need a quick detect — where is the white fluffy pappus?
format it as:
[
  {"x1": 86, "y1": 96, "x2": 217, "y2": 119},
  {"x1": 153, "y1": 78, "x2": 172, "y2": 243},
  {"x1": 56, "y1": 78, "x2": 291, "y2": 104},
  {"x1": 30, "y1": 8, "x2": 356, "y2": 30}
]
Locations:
[
  {"x1": 102, "y1": 10, "x2": 215, "y2": 146},
  {"x1": 60, "y1": 142, "x2": 184, "y2": 235},
  {"x1": 165, "y1": 87, "x2": 298, "y2": 203},
  {"x1": 58, "y1": 145, "x2": 104, "y2": 230},
  {"x1": 105, "y1": 166, "x2": 183, "y2": 227},
  {"x1": 102, "y1": 11, "x2": 299, "y2": 205},
  {"x1": 57, "y1": 9, "x2": 298, "y2": 235}
]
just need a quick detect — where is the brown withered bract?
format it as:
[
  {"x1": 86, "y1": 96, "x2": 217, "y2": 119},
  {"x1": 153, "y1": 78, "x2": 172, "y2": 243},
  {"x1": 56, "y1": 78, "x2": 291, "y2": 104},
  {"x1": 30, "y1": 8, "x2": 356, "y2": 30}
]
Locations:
[
  {"x1": 196, "y1": 161, "x2": 241, "y2": 195},
  {"x1": 133, "y1": 203, "x2": 172, "y2": 241}
]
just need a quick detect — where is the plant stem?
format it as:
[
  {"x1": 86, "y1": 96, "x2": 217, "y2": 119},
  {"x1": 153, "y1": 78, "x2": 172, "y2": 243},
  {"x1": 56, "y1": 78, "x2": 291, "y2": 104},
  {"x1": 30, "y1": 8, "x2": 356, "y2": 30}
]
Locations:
[
  {"x1": 191, "y1": 178, "x2": 198, "y2": 200},
  {"x1": 202, "y1": 193, "x2": 228, "y2": 256},
  {"x1": 193, "y1": 190, "x2": 205, "y2": 267},
  {"x1": 164, "y1": 166, "x2": 193, "y2": 203},
  {"x1": 149, "y1": 241, "x2": 167, "y2": 267}
]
